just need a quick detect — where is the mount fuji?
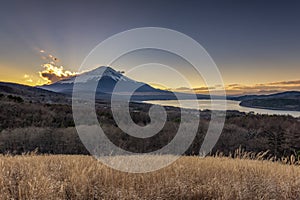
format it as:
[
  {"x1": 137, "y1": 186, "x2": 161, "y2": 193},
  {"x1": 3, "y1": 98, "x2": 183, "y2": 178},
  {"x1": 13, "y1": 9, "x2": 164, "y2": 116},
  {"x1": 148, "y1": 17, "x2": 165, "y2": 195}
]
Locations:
[{"x1": 39, "y1": 66, "x2": 178, "y2": 101}]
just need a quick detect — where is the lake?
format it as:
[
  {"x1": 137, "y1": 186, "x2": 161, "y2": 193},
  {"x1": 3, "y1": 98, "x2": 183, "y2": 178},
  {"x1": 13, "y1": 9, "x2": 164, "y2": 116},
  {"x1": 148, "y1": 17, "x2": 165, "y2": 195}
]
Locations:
[{"x1": 144, "y1": 99, "x2": 300, "y2": 117}]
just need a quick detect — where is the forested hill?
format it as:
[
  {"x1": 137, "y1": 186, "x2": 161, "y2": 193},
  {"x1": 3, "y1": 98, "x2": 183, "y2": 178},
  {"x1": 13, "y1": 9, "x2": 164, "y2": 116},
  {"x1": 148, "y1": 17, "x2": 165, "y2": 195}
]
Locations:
[{"x1": 231, "y1": 91, "x2": 300, "y2": 111}]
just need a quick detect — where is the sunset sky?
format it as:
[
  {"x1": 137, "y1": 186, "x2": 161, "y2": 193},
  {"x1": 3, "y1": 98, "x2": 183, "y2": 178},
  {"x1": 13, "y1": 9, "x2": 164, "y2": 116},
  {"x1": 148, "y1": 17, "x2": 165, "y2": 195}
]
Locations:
[{"x1": 0, "y1": 0, "x2": 299, "y2": 95}]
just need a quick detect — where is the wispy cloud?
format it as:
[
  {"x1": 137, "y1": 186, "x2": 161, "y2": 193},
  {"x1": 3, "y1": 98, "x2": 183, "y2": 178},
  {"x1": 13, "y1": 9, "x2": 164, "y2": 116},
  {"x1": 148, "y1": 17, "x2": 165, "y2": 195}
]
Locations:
[
  {"x1": 23, "y1": 74, "x2": 33, "y2": 83},
  {"x1": 227, "y1": 81, "x2": 300, "y2": 95},
  {"x1": 267, "y1": 80, "x2": 300, "y2": 85},
  {"x1": 168, "y1": 80, "x2": 300, "y2": 95}
]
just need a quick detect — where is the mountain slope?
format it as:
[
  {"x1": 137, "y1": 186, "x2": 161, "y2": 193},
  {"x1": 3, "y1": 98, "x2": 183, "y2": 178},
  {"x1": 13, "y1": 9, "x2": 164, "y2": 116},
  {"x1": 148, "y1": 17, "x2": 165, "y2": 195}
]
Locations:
[
  {"x1": 39, "y1": 66, "x2": 178, "y2": 100},
  {"x1": 239, "y1": 98, "x2": 300, "y2": 111},
  {"x1": 0, "y1": 82, "x2": 69, "y2": 103}
]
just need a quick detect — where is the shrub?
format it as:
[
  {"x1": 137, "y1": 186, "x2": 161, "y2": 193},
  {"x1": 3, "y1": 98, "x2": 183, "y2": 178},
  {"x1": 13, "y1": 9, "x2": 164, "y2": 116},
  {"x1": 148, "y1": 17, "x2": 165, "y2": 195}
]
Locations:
[{"x1": 7, "y1": 95, "x2": 24, "y2": 103}]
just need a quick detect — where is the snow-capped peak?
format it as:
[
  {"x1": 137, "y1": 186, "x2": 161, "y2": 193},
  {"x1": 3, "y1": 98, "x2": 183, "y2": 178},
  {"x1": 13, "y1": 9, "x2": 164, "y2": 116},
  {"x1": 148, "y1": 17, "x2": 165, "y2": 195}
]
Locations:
[{"x1": 59, "y1": 66, "x2": 135, "y2": 84}]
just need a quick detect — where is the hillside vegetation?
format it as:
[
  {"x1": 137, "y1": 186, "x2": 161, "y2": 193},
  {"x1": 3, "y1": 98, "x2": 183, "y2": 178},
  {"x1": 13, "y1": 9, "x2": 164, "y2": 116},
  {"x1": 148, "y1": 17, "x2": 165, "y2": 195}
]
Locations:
[
  {"x1": 0, "y1": 93, "x2": 300, "y2": 158},
  {"x1": 235, "y1": 91, "x2": 300, "y2": 111},
  {"x1": 240, "y1": 98, "x2": 300, "y2": 111},
  {"x1": 0, "y1": 155, "x2": 299, "y2": 200}
]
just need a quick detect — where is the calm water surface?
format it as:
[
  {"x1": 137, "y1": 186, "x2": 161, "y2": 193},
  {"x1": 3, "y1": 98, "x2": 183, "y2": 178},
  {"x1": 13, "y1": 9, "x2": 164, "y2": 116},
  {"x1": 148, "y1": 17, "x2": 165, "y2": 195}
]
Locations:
[{"x1": 145, "y1": 100, "x2": 300, "y2": 117}]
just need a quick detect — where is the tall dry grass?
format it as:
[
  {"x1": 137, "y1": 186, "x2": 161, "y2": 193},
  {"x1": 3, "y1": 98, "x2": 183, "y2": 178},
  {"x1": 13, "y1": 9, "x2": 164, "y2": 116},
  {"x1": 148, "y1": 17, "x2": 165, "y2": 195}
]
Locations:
[{"x1": 0, "y1": 154, "x2": 299, "y2": 200}]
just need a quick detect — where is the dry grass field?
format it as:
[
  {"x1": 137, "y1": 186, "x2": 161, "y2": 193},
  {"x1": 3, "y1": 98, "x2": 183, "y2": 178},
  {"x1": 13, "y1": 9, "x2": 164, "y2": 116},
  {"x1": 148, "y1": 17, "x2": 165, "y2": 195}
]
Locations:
[{"x1": 0, "y1": 154, "x2": 299, "y2": 200}]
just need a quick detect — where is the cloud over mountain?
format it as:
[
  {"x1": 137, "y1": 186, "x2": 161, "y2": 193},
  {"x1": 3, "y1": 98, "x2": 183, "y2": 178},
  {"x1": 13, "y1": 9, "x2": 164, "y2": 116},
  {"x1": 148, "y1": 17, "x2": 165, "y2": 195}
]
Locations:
[
  {"x1": 38, "y1": 51, "x2": 79, "y2": 84},
  {"x1": 39, "y1": 63, "x2": 78, "y2": 84}
]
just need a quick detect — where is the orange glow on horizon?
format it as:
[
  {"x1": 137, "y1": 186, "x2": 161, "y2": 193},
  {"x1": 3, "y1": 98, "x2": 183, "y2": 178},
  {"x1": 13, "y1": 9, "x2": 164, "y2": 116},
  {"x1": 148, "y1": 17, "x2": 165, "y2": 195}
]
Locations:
[{"x1": 1, "y1": 74, "x2": 299, "y2": 95}]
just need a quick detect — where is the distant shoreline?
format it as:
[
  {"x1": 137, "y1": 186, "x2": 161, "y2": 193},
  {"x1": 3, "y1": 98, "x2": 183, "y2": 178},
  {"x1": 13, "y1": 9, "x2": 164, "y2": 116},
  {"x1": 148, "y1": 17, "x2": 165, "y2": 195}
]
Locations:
[
  {"x1": 144, "y1": 99, "x2": 300, "y2": 117},
  {"x1": 238, "y1": 103, "x2": 299, "y2": 112},
  {"x1": 239, "y1": 99, "x2": 300, "y2": 112}
]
